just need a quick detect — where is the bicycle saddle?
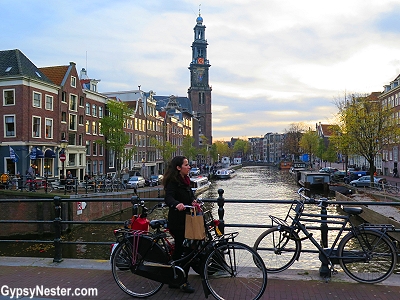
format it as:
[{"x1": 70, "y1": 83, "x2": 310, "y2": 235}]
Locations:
[
  {"x1": 342, "y1": 207, "x2": 363, "y2": 215},
  {"x1": 149, "y1": 219, "x2": 168, "y2": 229}
]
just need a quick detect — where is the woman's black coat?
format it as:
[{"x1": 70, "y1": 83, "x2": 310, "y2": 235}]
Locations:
[{"x1": 164, "y1": 180, "x2": 195, "y2": 231}]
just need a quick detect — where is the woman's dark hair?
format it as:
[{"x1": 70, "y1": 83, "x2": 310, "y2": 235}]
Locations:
[{"x1": 163, "y1": 156, "x2": 187, "y2": 189}]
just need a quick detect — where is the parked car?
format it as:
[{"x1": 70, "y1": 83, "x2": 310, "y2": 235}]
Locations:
[
  {"x1": 331, "y1": 170, "x2": 346, "y2": 182},
  {"x1": 150, "y1": 175, "x2": 163, "y2": 186},
  {"x1": 319, "y1": 167, "x2": 338, "y2": 174},
  {"x1": 126, "y1": 176, "x2": 146, "y2": 188},
  {"x1": 189, "y1": 167, "x2": 201, "y2": 176},
  {"x1": 349, "y1": 176, "x2": 386, "y2": 187},
  {"x1": 344, "y1": 171, "x2": 368, "y2": 184}
]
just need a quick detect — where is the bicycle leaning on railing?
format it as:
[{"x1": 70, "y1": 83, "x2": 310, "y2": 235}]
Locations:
[
  {"x1": 253, "y1": 187, "x2": 398, "y2": 284},
  {"x1": 110, "y1": 199, "x2": 267, "y2": 300}
]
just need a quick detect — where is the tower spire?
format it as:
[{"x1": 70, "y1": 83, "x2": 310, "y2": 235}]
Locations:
[{"x1": 199, "y1": 4, "x2": 201, "y2": 17}]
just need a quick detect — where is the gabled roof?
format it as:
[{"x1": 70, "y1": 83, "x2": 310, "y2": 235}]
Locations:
[
  {"x1": 0, "y1": 49, "x2": 53, "y2": 84},
  {"x1": 154, "y1": 95, "x2": 193, "y2": 113},
  {"x1": 39, "y1": 65, "x2": 70, "y2": 86}
]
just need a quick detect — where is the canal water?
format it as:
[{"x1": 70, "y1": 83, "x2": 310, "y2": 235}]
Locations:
[{"x1": 1, "y1": 166, "x2": 338, "y2": 271}]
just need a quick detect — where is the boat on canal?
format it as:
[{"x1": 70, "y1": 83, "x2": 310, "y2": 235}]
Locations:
[
  {"x1": 289, "y1": 161, "x2": 308, "y2": 181},
  {"x1": 214, "y1": 168, "x2": 237, "y2": 180},
  {"x1": 190, "y1": 176, "x2": 211, "y2": 196},
  {"x1": 298, "y1": 171, "x2": 330, "y2": 189}
]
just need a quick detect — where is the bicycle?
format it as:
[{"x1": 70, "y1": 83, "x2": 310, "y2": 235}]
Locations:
[
  {"x1": 111, "y1": 198, "x2": 267, "y2": 299},
  {"x1": 253, "y1": 187, "x2": 398, "y2": 284}
]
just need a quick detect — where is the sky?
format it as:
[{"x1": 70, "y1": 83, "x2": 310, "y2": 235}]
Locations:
[{"x1": 2, "y1": 0, "x2": 400, "y2": 141}]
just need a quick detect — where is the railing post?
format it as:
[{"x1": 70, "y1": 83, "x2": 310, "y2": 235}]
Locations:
[
  {"x1": 217, "y1": 189, "x2": 225, "y2": 234},
  {"x1": 131, "y1": 196, "x2": 139, "y2": 216},
  {"x1": 319, "y1": 199, "x2": 329, "y2": 277},
  {"x1": 53, "y1": 196, "x2": 63, "y2": 263}
]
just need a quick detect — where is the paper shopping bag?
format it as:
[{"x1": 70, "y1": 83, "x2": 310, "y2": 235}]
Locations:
[{"x1": 185, "y1": 208, "x2": 206, "y2": 240}]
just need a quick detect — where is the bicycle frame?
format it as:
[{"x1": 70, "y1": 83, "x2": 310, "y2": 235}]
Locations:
[{"x1": 276, "y1": 196, "x2": 394, "y2": 268}]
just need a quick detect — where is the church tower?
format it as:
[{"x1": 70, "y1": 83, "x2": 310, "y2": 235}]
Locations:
[{"x1": 188, "y1": 10, "x2": 212, "y2": 145}]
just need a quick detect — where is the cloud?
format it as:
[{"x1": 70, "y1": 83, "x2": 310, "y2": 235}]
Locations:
[{"x1": 2, "y1": 0, "x2": 400, "y2": 140}]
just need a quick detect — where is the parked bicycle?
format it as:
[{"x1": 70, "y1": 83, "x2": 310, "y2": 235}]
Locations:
[
  {"x1": 111, "y1": 195, "x2": 267, "y2": 299},
  {"x1": 254, "y1": 187, "x2": 398, "y2": 284}
]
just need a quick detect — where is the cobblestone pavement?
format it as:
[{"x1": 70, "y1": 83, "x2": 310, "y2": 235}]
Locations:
[{"x1": 1, "y1": 257, "x2": 400, "y2": 300}]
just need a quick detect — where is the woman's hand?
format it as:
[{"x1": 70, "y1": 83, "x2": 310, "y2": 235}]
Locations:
[{"x1": 176, "y1": 203, "x2": 185, "y2": 211}]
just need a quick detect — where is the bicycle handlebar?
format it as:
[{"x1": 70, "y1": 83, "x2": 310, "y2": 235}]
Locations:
[{"x1": 297, "y1": 187, "x2": 329, "y2": 207}]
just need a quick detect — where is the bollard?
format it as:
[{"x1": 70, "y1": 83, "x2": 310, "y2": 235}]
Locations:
[
  {"x1": 319, "y1": 198, "x2": 330, "y2": 277},
  {"x1": 53, "y1": 196, "x2": 63, "y2": 263},
  {"x1": 217, "y1": 189, "x2": 225, "y2": 234}
]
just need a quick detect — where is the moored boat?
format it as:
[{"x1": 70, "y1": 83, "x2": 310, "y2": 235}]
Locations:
[
  {"x1": 190, "y1": 176, "x2": 211, "y2": 196},
  {"x1": 298, "y1": 171, "x2": 330, "y2": 189},
  {"x1": 289, "y1": 161, "x2": 308, "y2": 181},
  {"x1": 278, "y1": 161, "x2": 292, "y2": 170}
]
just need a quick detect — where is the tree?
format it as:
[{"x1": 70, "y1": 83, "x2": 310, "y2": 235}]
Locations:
[
  {"x1": 283, "y1": 123, "x2": 307, "y2": 161},
  {"x1": 299, "y1": 129, "x2": 319, "y2": 167},
  {"x1": 335, "y1": 92, "x2": 400, "y2": 184},
  {"x1": 150, "y1": 137, "x2": 177, "y2": 169},
  {"x1": 233, "y1": 139, "x2": 250, "y2": 158},
  {"x1": 181, "y1": 135, "x2": 197, "y2": 162},
  {"x1": 213, "y1": 141, "x2": 231, "y2": 158},
  {"x1": 97, "y1": 100, "x2": 135, "y2": 179}
]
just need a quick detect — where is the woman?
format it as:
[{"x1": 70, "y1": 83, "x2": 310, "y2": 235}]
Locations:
[{"x1": 163, "y1": 156, "x2": 196, "y2": 294}]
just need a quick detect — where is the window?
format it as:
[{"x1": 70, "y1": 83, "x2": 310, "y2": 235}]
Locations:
[
  {"x1": 79, "y1": 115, "x2": 84, "y2": 125},
  {"x1": 99, "y1": 160, "x2": 103, "y2": 174},
  {"x1": 85, "y1": 103, "x2": 91, "y2": 115},
  {"x1": 92, "y1": 142, "x2": 97, "y2": 156},
  {"x1": 85, "y1": 120, "x2": 90, "y2": 134},
  {"x1": 79, "y1": 96, "x2": 84, "y2": 107},
  {"x1": 92, "y1": 121, "x2": 97, "y2": 135},
  {"x1": 3, "y1": 89, "x2": 15, "y2": 105},
  {"x1": 86, "y1": 140, "x2": 91, "y2": 155},
  {"x1": 32, "y1": 116, "x2": 41, "y2": 137},
  {"x1": 71, "y1": 76, "x2": 76, "y2": 87},
  {"x1": 69, "y1": 94, "x2": 77, "y2": 111},
  {"x1": 4, "y1": 115, "x2": 15, "y2": 137},
  {"x1": 62, "y1": 91, "x2": 67, "y2": 103},
  {"x1": 69, "y1": 114, "x2": 77, "y2": 130},
  {"x1": 98, "y1": 106, "x2": 103, "y2": 118},
  {"x1": 93, "y1": 160, "x2": 98, "y2": 174},
  {"x1": 45, "y1": 95, "x2": 53, "y2": 110},
  {"x1": 98, "y1": 122, "x2": 102, "y2": 135},
  {"x1": 68, "y1": 133, "x2": 76, "y2": 145},
  {"x1": 33, "y1": 92, "x2": 41, "y2": 107},
  {"x1": 61, "y1": 111, "x2": 67, "y2": 122},
  {"x1": 92, "y1": 104, "x2": 97, "y2": 117},
  {"x1": 78, "y1": 134, "x2": 83, "y2": 146},
  {"x1": 99, "y1": 144, "x2": 104, "y2": 156},
  {"x1": 45, "y1": 118, "x2": 53, "y2": 138}
]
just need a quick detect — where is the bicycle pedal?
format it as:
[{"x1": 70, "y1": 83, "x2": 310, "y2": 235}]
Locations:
[{"x1": 331, "y1": 269, "x2": 338, "y2": 275}]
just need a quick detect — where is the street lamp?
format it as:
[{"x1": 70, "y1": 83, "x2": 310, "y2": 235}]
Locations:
[{"x1": 60, "y1": 139, "x2": 68, "y2": 178}]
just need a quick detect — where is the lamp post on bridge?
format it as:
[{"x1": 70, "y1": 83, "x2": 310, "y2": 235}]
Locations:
[{"x1": 59, "y1": 139, "x2": 68, "y2": 178}]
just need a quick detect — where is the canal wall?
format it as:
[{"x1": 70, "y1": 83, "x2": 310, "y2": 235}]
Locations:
[
  {"x1": 335, "y1": 191, "x2": 400, "y2": 241},
  {"x1": 0, "y1": 188, "x2": 165, "y2": 236}
]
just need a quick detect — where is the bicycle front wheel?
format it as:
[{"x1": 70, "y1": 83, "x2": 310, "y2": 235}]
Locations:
[
  {"x1": 253, "y1": 226, "x2": 300, "y2": 273},
  {"x1": 111, "y1": 242, "x2": 163, "y2": 297},
  {"x1": 338, "y1": 230, "x2": 397, "y2": 283},
  {"x1": 204, "y1": 241, "x2": 267, "y2": 300}
]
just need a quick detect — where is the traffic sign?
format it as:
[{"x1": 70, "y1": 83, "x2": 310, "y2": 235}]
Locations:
[{"x1": 59, "y1": 153, "x2": 66, "y2": 162}]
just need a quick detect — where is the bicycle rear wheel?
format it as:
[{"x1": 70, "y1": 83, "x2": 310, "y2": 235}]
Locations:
[
  {"x1": 253, "y1": 226, "x2": 300, "y2": 273},
  {"x1": 111, "y1": 241, "x2": 163, "y2": 297},
  {"x1": 338, "y1": 230, "x2": 397, "y2": 283},
  {"x1": 204, "y1": 241, "x2": 267, "y2": 300}
]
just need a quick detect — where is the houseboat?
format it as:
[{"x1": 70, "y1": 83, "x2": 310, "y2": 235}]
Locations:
[
  {"x1": 278, "y1": 161, "x2": 292, "y2": 170},
  {"x1": 289, "y1": 161, "x2": 308, "y2": 181},
  {"x1": 298, "y1": 171, "x2": 330, "y2": 189},
  {"x1": 190, "y1": 176, "x2": 211, "y2": 196}
]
